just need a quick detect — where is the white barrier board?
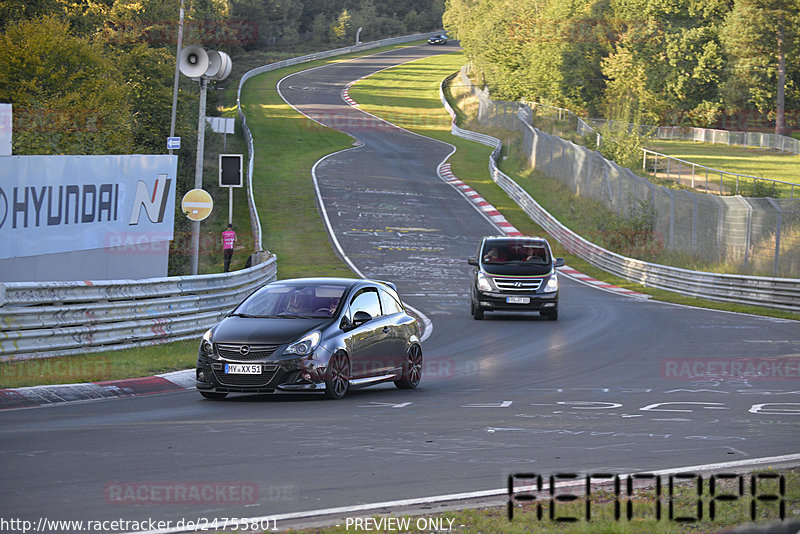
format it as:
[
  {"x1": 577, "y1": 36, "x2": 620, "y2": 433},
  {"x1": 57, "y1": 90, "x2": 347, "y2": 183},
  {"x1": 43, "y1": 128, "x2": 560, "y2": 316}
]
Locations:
[{"x1": 0, "y1": 155, "x2": 177, "y2": 260}]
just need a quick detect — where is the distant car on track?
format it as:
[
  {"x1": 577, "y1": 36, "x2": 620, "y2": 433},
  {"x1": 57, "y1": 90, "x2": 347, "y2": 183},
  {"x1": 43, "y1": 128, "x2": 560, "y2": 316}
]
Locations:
[
  {"x1": 428, "y1": 34, "x2": 448, "y2": 45},
  {"x1": 196, "y1": 277, "x2": 422, "y2": 400},
  {"x1": 468, "y1": 236, "x2": 564, "y2": 320}
]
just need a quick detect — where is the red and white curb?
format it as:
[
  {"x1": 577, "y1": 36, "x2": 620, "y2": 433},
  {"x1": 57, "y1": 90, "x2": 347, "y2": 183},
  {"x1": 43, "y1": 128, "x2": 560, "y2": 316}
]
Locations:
[
  {"x1": 341, "y1": 83, "x2": 359, "y2": 107},
  {"x1": 0, "y1": 369, "x2": 194, "y2": 411},
  {"x1": 558, "y1": 268, "x2": 649, "y2": 297},
  {"x1": 438, "y1": 163, "x2": 523, "y2": 237},
  {"x1": 438, "y1": 162, "x2": 649, "y2": 299}
]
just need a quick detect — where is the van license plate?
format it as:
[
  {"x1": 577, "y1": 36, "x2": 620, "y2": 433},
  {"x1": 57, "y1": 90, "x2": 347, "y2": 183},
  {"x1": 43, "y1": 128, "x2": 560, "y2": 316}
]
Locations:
[
  {"x1": 506, "y1": 296, "x2": 530, "y2": 304},
  {"x1": 225, "y1": 364, "x2": 261, "y2": 374}
]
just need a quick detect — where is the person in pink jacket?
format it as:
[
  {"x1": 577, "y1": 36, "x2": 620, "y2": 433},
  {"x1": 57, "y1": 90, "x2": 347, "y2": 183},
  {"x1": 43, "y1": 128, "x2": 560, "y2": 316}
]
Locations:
[{"x1": 222, "y1": 224, "x2": 237, "y2": 272}]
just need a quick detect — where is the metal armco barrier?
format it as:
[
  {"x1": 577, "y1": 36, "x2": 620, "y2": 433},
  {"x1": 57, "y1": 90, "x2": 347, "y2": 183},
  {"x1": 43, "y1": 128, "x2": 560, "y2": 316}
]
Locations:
[
  {"x1": 0, "y1": 256, "x2": 277, "y2": 360},
  {"x1": 440, "y1": 74, "x2": 800, "y2": 312}
]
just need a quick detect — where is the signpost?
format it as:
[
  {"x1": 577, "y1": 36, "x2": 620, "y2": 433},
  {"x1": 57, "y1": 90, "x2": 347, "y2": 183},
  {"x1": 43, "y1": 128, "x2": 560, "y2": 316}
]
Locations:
[{"x1": 219, "y1": 154, "x2": 243, "y2": 225}]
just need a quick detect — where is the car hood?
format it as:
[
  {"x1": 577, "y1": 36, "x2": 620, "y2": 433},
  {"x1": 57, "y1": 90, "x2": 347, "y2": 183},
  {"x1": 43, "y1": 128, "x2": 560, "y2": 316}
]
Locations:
[{"x1": 212, "y1": 316, "x2": 330, "y2": 345}]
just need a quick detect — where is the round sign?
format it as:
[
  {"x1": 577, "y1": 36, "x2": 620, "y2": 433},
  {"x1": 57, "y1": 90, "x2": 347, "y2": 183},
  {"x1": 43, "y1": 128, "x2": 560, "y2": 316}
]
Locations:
[{"x1": 181, "y1": 189, "x2": 213, "y2": 221}]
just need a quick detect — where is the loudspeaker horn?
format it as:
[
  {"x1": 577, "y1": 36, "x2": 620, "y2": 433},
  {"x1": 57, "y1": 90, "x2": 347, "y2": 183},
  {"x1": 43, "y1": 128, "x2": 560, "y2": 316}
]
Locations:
[
  {"x1": 205, "y1": 50, "x2": 232, "y2": 81},
  {"x1": 179, "y1": 46, "x2": 209, "y2": 78}
]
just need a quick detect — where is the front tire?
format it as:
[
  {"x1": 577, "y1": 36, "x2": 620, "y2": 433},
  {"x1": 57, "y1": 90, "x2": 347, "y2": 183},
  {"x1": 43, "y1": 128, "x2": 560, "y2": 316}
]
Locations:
[
  {"x1": 325, "y1": 351, "x2": 350, "y2": 399},
  {"x1": 395, "y1": 344, "x2": 423, "y2": 389},
  {"x1": 471, "y1": 299, "x2": 484, "y2": 320},
  {"x1": 199, "y1": 391, "x2": 228, "y2": 400}
]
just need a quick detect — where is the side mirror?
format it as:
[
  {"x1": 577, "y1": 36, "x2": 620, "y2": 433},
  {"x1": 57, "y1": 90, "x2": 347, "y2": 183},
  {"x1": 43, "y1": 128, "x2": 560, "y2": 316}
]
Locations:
[
  {"x1": 468, "y1": 257, "x2": 478, "y2": 266},
  {"x1": 352, "y1": 310, "x2": 372, "y2": 326},
  {"x1": 340, "y1": 315, "x2": 352, "y2": 331},
  {"x1": 555, "y1": 257, "x2": 565, "y2": 268}
]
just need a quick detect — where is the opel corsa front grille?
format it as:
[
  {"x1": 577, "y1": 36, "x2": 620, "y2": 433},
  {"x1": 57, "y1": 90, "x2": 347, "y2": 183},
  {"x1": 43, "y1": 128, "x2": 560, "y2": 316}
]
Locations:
[
  {"x1": 492, "y1": 277, "x2": 543, "y2": 291},
  {"x1": 216, "y1": 343, "x2": 280, "y2": 361}
]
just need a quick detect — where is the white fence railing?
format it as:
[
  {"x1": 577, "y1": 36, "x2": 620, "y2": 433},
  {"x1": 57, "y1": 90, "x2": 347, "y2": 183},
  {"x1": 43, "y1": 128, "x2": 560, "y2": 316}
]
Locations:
[
  {"x1": 0, "y1": 256, "x2": 277, "y2": 361},
  {"x1": 589, "y1": 119, "x2": 800, "y2": 155},
  {"x1": 441, "y1": 74, "x2": 800, "y2": 312},
  {"x1": 516, "y1": 97, "x2": 797, "y2": 198}
]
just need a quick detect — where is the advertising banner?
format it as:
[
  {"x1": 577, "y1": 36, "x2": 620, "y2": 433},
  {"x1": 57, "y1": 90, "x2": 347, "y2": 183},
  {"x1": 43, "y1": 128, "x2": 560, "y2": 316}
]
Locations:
[{"x1": 0, "y1": 155, "x2": 177, "y2": 260}]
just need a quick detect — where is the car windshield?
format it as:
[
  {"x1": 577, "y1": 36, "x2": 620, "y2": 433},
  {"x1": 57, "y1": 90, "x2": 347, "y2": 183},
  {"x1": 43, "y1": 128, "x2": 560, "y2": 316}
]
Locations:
[
  {"x1": 233, "y1": 283, "x2": 347, "y2": 319},
  {"x1": 481, "y1": 240, "x2": 551, "y2": 265}
]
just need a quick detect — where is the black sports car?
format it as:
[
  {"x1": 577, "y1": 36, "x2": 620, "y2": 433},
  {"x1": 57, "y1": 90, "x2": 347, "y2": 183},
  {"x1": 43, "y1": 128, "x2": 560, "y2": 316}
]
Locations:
[
  {"x1": 196, "y1": 277, "x2": 422, "y2": 400},
  {"x1": 428, "y1": 34, "x2": 447, "y2": 45}
]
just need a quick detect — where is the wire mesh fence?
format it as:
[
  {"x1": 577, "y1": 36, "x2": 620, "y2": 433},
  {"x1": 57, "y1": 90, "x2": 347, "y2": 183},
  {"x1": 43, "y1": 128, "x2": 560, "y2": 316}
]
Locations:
[{"x1": 458, "y1": 68, "x2": 800, "y2": 277}]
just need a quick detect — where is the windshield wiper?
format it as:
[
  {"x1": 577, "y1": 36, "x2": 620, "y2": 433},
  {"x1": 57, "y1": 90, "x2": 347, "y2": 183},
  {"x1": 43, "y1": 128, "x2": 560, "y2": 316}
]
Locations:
[{"x1": 230, "y1": 313, "x2": 256, "y2": 318}]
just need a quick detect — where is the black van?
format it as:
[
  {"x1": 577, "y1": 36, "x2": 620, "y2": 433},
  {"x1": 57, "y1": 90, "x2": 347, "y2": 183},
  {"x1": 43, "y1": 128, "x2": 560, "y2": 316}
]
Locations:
[{"x1": 468, "y1": 236, "x2": 564, "y2": 320}]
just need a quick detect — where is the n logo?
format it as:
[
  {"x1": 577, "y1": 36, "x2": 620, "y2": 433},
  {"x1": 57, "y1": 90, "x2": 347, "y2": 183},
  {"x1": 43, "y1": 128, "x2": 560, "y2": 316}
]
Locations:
[{"x1": 129, "y1": 175, "x2": 172, "y2": 225}]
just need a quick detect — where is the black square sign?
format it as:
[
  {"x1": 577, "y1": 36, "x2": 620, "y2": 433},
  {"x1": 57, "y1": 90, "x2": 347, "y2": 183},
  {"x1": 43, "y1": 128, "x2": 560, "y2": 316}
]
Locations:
[{"x1": 219, "y1": 154, "x2": 243, "y2": 187}]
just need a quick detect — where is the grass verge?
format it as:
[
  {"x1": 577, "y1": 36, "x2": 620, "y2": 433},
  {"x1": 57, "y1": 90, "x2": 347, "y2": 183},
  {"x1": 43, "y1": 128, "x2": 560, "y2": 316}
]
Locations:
[
  {"x1": 0, "y1": 41, "x2": 426, "y2": 389},
  {"x1": 288, "y1": 467, "x2": 800, "y2": 533},
  {"x1": 348, "y1": 52, "x2": 799, "y2": 321}
]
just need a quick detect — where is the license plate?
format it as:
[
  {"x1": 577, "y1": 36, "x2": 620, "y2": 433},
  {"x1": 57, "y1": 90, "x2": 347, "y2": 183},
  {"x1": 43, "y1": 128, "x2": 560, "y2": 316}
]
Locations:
[
  {"x1": 224, "y1": 364, "x2": 261, "y2": 374},
  {"x1": 506, "y1": 296, "x2": 530, "y2": 304}
]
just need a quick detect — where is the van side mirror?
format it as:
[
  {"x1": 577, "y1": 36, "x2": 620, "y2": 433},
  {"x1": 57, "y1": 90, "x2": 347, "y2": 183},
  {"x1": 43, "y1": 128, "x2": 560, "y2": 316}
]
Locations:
[
  {"x1": 468, "y1": 257, "x2": 478, "y2": 266},
  {"x1": 555, "y1": 257, "x2": 565, "y2": 268}
]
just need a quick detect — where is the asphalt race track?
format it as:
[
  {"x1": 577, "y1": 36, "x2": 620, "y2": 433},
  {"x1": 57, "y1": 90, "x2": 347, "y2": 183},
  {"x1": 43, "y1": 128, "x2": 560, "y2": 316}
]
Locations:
[{"x1": 1, "y1": 44, "x2": 799, "y2": 532}]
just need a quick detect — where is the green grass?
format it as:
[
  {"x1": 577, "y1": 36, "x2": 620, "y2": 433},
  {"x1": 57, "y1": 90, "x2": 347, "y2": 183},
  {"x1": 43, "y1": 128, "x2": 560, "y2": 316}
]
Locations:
[
  {"x1": 0, "y1": 340, "x2": 199, "y2": 388},
  {"x1": 289, "y1": 467, "x2": 800, "y2": 533},
  {"x1": 644, "y1": 139, "x2": 800, "y2": 196}
]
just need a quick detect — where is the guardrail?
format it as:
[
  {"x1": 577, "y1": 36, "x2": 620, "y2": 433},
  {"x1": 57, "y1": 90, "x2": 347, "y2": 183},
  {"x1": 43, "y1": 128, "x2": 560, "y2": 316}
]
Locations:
[
  {"x1": 440, "y1": 74, "x2": 800, "y2": 312},
  {"x1": 0, "y1": 256, "x2": 277, "y2": 360},
  {"x1": 237, "y1": 31, "x2": 441, "y2": 252}
]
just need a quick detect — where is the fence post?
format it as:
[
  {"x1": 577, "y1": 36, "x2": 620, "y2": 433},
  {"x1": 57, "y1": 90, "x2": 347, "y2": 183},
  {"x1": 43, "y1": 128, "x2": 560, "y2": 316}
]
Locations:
[{"x1": 766, "y1": 198, "x2": 782, "y2": 277}]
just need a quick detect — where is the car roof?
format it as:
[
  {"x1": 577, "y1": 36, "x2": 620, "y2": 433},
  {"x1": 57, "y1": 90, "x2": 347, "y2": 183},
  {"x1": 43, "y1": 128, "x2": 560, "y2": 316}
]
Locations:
[{"x1": 269, "y1": 277, "x2": 396, "y2": 291}]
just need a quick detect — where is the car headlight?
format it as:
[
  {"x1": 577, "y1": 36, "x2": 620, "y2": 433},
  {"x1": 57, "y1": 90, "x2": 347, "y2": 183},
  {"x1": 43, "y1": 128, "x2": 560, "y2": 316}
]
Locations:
[
  {"x1": 544, "y1": 274, "x2": 558, "y2": 293},
  {"x1": 477, "y1": 272, "x2": 494, "y2": 292},
  {"x1": 285, "y1": 331, "x2": 321, "y2": 357},
  {"x1": 201, "y1": 329, "x2": 215, "y2": 357}
]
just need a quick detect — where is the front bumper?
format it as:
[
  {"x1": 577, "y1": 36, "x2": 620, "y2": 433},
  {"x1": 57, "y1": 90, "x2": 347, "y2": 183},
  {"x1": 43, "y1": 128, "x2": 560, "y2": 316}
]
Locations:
[
  {"x1": 474, "y1": 290, "x2": 558, "y2": 312},
  {"x1": 195, "y1": 353, "x2": 328, "y2": 394}
]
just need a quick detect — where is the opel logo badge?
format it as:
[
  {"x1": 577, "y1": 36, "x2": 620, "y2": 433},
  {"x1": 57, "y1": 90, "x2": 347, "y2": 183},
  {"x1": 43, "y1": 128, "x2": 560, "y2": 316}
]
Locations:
[{"x1": 240, "y1": 345, "x2": 250, "y2": 355}]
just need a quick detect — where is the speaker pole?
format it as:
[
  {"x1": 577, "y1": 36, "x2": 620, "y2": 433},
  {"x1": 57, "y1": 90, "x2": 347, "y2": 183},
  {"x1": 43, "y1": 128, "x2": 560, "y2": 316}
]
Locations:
[
  {"x1": 190, "y1": 75, "x2": 208, "y2": 276},
  {"x1": 168, "y1": 0, "x2": 185, "y2": 156}
]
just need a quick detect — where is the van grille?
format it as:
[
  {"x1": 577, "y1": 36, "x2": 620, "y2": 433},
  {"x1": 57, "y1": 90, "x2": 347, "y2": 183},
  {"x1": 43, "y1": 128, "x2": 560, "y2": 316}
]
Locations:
[{"x1": 493, "y1": 277, "x2": 542, "y2": 291}]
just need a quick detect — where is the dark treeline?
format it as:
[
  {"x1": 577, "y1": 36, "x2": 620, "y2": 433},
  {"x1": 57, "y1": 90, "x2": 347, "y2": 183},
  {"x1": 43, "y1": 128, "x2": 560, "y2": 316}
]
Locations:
[
  {"x1": 0, "y1": 0, "x2": 444, "y2": 156},
  {"x1": 444, "y1": 0, "x2": 799, "y2": 133}
]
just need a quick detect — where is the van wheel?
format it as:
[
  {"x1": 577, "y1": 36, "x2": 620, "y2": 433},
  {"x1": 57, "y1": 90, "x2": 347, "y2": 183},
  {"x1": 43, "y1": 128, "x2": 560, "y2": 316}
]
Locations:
[
  {"x1": 542, "y1": 308, "x2": 558, "y2": 321},
  {"x1": 471, "y1": 300, "x2": 484, "y2": 320}
]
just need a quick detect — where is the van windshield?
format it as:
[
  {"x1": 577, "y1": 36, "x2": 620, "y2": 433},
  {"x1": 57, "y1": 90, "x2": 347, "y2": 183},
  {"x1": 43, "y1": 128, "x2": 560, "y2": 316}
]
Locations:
[{"x1": 481, "y1": 240, "x2": 551, "y2": 265}]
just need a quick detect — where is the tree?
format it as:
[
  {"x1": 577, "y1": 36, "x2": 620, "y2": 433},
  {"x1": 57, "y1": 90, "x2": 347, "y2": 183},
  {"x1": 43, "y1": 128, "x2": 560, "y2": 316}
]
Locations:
[
  {"x1": 331, "y1": 9, "x2": 352, "y2": 42},
  {"x1": 721, "y1": 0, "x2": 800, "y2": 135},
  {"x1": 0, "y1": 16, "x2": 134, "y2": 154}
]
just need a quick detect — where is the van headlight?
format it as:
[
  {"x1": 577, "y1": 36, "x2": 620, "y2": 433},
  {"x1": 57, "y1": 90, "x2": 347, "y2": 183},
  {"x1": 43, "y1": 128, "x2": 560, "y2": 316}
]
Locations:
[
  {"x1": 477, "y1": 272, "x2": 494, "y2": 292},
  {"x1": 543, "y1": 274, "x2": 558, "y2": 293},
  {"x1": 285, "y1": 331, "x2": 321, "y2": 357}
]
